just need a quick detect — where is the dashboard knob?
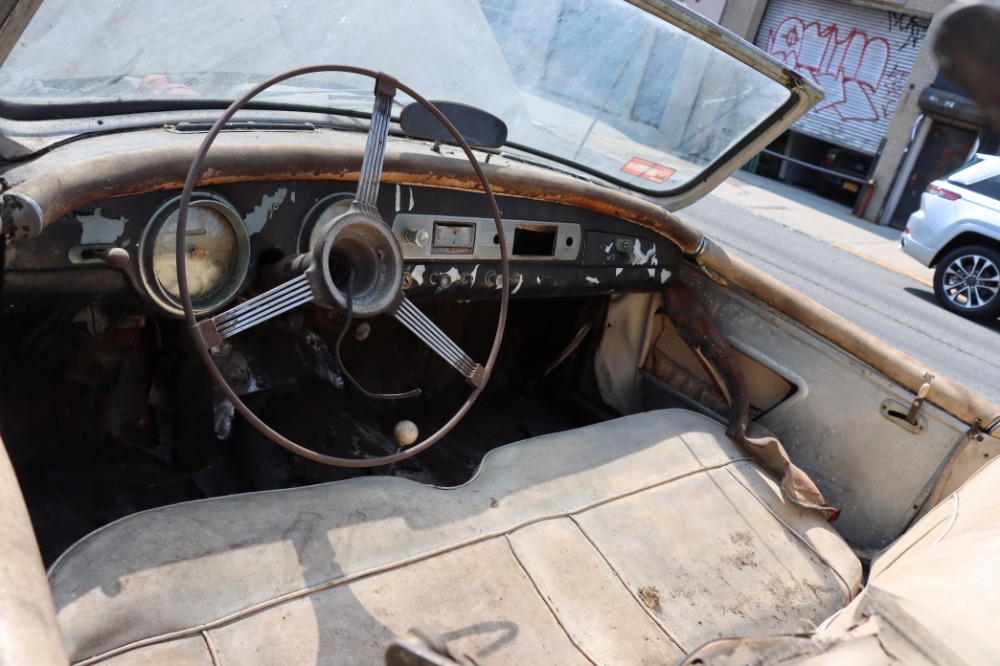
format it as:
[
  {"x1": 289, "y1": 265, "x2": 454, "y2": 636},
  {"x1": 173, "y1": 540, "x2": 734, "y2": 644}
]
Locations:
[
  {"x1": 102, "y1": 247, "x2": 131, "y2": 268},
  {"x1": 402, "y1": 228, "x2": 430, "y2": 248}
]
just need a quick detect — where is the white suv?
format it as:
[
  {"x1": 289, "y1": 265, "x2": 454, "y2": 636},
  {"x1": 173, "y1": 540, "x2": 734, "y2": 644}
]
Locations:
[{"x1": 901, "y1": 154, "x2": 1000, "y2": 318}]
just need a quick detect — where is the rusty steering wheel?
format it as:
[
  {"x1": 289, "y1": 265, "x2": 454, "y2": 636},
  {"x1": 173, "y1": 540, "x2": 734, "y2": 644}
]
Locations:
[{"x1": 176, "y1": 65, "x2": 509, "y2": 468}]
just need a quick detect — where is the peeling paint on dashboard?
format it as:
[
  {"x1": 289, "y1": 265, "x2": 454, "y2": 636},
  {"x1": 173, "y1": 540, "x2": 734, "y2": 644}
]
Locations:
[
  {"x1": 245, "y1": 187, "x2": 288, "y2": 236},
  {"x1": 78, "y1": 208, "x2": 126, "y2": 245},
  {"x1": 411, "y1": 265, "x2": 426, "y2": 286},
  {"x1": 632, "y1": 239, "x2": 657, "y2": 266},
  {"x1": 395, "y1": 185, "x2": 417, "y2": 212}
]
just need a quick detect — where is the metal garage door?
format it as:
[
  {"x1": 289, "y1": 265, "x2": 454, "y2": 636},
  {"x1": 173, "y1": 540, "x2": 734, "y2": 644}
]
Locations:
[{"x1": 754, "y1": 0, "x2": 931, "y2": 155}]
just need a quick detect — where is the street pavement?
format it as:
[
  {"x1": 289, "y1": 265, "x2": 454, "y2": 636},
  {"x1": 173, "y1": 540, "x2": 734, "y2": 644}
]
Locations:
[{"x1": 711, "y1": 171, "x2": 933, "y2": 287}]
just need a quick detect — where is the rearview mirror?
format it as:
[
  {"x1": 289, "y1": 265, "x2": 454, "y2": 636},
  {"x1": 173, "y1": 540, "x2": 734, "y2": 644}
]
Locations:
[{"x1": 399, "y1": 100, "x2": 507, "y2": 151}]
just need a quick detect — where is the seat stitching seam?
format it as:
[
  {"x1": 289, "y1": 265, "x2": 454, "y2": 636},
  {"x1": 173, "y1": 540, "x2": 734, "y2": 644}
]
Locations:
[
  {"x1": 504, "y1": 533, "x2": 599, "y2": 666},
  {"x1": 202, "y1": 630, "x2": 221, "y2": 666},
  {"x1": 567, "y1": 515, "x2": 688, "y2": 654}
]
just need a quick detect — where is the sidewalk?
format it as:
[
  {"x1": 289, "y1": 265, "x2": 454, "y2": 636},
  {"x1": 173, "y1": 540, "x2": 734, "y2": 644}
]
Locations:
[{"x1": 711, "y1": 171, "x2": 934, "y2": 286}]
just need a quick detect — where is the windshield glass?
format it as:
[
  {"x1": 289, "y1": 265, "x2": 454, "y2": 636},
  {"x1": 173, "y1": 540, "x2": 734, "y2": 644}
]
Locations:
[{"x1": 0, "y1": 0, "x2": 791, "y2": 193}]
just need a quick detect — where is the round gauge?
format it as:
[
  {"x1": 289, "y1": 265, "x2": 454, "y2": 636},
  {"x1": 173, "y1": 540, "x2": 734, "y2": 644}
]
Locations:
[
  {"x1": 139, "y1": 194, "x2": 250, "y2": 316},
  {"x1": 300, "y1": 194, "x2": 354, "y2": 253}
]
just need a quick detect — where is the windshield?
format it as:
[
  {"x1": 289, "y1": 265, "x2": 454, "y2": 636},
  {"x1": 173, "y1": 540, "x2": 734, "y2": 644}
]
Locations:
[{"x1": 0, "y1": 0, "x2": 792, "y2": 193}]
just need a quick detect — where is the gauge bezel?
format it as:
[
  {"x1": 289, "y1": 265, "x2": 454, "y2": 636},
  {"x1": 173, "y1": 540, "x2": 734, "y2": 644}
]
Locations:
[
  {"x1": 299, "y1": 193, "x2": 355, "y2": 254},
  {"x1": 139, "y1": 192, "x2": 250, "y2": 317}
]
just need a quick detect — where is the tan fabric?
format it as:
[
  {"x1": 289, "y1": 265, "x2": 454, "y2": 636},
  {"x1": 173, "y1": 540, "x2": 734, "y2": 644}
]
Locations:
[
  {"x1": 49, "y1": 410, "x2": 861, "y2": 665},
  {"x1": 0, "y1": 434, "x2": 67, "y2": 666},
  {"x1": 817, "y1": 453, "x2": 1000, "y2": 664},
  {"x1": 594, "y1": 292, "x2": 659, "y2": 414},
  {"x1": 682, "y1": 453, "x2": 1000, "y2": 665}
]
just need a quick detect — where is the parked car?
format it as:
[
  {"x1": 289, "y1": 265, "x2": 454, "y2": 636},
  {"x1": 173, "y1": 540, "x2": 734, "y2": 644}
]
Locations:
[
  {"x1": 901, "y1": 153, "x2": 1000, "y2": 318},
  {"x1": 2, "y1": 1, "x2": 999, "y2": 665}
]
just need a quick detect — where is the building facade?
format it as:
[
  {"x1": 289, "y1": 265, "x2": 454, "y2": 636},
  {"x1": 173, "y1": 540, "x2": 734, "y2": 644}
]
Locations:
[
  {"x1": 713, "y1": 0, "x2": 990, "y2": 228},
  {"x1": 485, "y1": 0, "x2": 989, "y2": 229}
]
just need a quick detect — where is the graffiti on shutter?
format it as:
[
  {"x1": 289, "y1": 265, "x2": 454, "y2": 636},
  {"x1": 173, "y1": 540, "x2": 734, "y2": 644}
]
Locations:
[{"x1": 754, "y1": 0, "x2": 931, "y2": 155}]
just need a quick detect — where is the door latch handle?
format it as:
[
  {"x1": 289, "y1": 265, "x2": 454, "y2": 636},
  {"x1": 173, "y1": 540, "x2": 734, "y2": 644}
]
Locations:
[
  {"x1": 880, "y1": 374, "x2": 933, "y2": 435},
  {"x1": 905, "y1": 380, "x2": 932, "y2": 425}
]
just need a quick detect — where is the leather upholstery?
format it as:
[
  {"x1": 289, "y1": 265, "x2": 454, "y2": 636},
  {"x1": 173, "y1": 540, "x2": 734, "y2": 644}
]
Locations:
[
  {"x1": 49, "y1": 409, "x2": 861, "y2": 665},
  {"x1": 681, "y1": 452, "x2": 1000, "y2": 665}
]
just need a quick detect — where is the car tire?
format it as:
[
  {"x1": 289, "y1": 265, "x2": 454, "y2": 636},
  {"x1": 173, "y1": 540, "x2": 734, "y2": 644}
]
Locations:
[{"x1": 933, "y1": 245, "x2": 1000, "y2": 319}]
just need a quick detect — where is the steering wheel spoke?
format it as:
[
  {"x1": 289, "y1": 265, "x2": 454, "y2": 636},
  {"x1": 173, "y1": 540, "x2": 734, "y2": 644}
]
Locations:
[
  {"x1": 191, "y1": 272, "x2": 315, "y2": 350},
  {"x1": 179, "y1": 64, "x2": 508, "y2": 468},
  {"x1": 393, "y1": 297, "x2": 487, "y2": 388},
  {"x1": 355, "y1": 75, "x2": 397, "y2": 213}
]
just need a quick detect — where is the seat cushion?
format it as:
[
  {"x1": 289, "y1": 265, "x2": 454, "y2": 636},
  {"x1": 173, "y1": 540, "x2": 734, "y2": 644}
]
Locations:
[
  {"x1": 680, "y1": 449, "x2": 1000, "y2": 666},
  {"x1": 48, "y1": 409, "x2": 861, "y2": 665}
]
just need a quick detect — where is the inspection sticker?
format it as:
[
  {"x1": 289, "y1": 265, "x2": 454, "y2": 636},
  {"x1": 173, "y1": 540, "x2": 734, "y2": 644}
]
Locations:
[{"x1": 621, "y1": 157, "x2": 675, "y2": 183}]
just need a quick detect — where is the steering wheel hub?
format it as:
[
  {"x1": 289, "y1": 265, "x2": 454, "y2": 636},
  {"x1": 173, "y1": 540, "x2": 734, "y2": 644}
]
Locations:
[
  {"x1": 309, "y1": 206, "x2": 403, "y2": 317},
  {"x1": 177, "y1": 64, "x2": 509, "y2": 468}
]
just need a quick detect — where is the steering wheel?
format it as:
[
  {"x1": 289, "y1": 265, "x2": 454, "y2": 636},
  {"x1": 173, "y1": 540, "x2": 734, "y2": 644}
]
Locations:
[{"x1": 175, "y1": 65, "x2": 509, "y2": 468}]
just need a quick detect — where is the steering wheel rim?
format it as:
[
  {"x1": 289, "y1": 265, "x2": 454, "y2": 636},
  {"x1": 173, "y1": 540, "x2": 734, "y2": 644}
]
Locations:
[{"x1": 176, "y1": 64, "x2": 509, "y2": 468}]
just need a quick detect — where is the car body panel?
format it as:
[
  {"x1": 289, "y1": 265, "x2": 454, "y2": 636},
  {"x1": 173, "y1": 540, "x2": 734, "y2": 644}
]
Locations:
[
  {"x1": 902, "y1": 154, "x2": 1000, "y2": 267},
  {"x1": 1, "y1": 1, "x2": 1000, "y2": 664},
  {"x1": 902, "y1": 154, "x2": 1000, "y2": 317}
]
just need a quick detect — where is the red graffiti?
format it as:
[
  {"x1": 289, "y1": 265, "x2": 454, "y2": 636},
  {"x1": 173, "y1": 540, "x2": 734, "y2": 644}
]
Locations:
[{"x1": 767, "y1": 17, "x2": 896, "y2": 123}]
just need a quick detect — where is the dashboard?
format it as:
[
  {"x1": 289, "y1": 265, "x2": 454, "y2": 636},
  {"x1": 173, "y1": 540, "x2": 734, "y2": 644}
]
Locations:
[{"x1": 1, "y1": 180, "x2": 680, "y2": 315}]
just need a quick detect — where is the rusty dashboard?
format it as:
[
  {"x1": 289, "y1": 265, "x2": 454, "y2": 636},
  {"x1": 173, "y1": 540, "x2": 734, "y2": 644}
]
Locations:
[{"x1": 1, "y1": 180, "x2": 680, "y2": 316}]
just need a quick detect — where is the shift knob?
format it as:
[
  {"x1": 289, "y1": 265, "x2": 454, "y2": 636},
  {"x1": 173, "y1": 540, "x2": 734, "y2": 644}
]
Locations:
[{"x1": 394, "y1": 420, "x2": 419, "y2": 447}]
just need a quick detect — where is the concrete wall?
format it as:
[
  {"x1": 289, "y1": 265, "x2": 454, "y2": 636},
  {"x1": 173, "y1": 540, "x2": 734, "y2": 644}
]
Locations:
[
  {"x1": 868, "y1": 0, "x2": 954, "y2": 224},
  {"x1": 718, "y1": 0, "x2": 766, "y2": 41}
]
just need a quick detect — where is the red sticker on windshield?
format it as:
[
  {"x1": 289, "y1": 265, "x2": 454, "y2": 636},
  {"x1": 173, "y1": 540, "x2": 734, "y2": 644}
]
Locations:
[{"x1": 621, "y1": 157, "x2": 675, "y2": 183}]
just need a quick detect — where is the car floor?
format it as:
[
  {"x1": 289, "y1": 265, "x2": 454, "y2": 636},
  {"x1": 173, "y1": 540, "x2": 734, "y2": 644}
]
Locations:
[{"x1": 2, "y1": 298, "x2": 603, "y2": 565}]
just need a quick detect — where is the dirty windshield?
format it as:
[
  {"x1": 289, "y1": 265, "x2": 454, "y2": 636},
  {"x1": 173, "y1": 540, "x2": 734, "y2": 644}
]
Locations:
[{"x1": 0, "y1": 0, "x2": 791, "y2": 192}]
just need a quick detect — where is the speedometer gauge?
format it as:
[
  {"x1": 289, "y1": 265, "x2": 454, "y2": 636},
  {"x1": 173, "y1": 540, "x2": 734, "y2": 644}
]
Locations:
[{"x1": 139, "y1": 193, "x2": 250, "y2": 316}]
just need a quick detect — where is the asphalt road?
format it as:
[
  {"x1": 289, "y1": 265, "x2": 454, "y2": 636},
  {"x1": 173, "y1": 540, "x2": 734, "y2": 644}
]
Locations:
[{"x1": 681, "y1": 192, "x2": 1000, "y2": 409}]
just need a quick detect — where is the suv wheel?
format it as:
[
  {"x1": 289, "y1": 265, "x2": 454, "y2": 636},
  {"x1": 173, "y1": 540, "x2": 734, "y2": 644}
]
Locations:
[{"x1": 933, "y1": 245, "x2": 1000, "y2": 318}]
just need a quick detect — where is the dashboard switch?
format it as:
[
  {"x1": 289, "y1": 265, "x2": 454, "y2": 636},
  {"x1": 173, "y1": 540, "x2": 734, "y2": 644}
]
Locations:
[{"x1": 401, "y1": 228, "x2": 430, "y2": 248}]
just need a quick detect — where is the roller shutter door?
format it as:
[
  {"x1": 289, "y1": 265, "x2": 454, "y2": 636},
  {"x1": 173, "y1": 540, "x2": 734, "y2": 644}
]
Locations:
[{"x1": 754, "y1": 0, "x2": 931, "y2": 155}]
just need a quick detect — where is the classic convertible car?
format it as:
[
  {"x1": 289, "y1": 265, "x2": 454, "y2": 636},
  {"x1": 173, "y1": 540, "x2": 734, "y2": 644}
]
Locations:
[{"x1": 2, "y1": 1, "x2": 999, "y2": 664}]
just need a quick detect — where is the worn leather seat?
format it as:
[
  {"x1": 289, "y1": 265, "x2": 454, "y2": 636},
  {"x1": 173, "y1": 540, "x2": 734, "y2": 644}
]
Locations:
[
  {"x1": 682, "y1": 451, "x2": 1000, "y2": 665},
  {"x1": 48, "y1": 409, "x2": 861, "y2": 665}
]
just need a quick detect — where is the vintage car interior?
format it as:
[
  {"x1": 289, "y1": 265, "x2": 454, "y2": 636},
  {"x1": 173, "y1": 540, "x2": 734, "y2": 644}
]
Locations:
[{"x1": 1, "y1": 1, "x2": 999, "y2": 665}]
